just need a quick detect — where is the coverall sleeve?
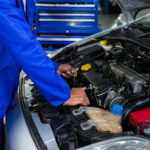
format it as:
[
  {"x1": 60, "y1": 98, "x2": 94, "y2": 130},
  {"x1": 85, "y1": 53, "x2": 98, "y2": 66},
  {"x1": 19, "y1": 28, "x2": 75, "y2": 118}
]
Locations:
[
  {"x1": 53, "y1": 62, "x2": 60, "y2": 70},
  {"x1": 0, "y1": 5, "x2": 70, "y2": 106}
]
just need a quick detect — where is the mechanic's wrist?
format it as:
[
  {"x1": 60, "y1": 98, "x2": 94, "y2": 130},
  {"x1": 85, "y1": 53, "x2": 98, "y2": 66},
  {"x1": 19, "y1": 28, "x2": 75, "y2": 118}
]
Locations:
[{"x1": 63, "y1": 99, "x2": 69, "y2": 106}]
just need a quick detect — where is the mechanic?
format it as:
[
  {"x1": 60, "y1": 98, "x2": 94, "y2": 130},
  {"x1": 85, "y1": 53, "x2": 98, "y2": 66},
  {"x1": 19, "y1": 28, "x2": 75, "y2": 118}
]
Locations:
[{"x1": 0, "y1": 0, "x2": 90, "y2": 149}]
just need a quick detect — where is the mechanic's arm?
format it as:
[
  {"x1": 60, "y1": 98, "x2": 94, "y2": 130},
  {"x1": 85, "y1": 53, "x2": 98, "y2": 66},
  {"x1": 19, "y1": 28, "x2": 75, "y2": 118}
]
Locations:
[{"x1": 0, "y1": 5, "x2": 89, "y2": 106}]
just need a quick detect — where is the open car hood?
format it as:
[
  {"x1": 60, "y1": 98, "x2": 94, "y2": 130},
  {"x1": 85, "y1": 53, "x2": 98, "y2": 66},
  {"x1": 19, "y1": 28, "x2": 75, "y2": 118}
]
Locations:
[{"x1": 116, "y1": 0, "x2": 150, "y2": 19}]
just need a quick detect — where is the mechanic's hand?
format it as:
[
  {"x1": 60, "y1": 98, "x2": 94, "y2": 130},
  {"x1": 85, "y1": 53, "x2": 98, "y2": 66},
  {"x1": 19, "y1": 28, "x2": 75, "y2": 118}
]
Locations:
[
  {"x1": 57, "y1": 64, "x2": 78, "y2": 78},
  {"x1": 65, "y1": 87, "x2": 90, "y2": 106}
]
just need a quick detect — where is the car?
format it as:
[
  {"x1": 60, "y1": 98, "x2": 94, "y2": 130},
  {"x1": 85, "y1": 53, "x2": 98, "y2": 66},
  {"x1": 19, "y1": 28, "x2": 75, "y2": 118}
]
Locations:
[
  {"x1": 112, "y1": 9, "x2": 150, "y2": 28},
  {"x1": 5, "y1": 0, "x2": 150, "y2": 150}
]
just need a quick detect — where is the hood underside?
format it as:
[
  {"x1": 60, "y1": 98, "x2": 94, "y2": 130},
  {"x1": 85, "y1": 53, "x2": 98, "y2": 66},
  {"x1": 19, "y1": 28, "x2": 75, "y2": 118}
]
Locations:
[{"x1": 116, "y1": 0, "x2": 150, "y2": 19}]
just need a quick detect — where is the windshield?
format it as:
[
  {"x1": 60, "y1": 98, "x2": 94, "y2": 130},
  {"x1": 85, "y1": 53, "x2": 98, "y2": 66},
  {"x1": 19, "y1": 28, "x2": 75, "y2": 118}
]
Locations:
[{"x1": 135, "y1": 13, "x2": 150, "y2": 27}]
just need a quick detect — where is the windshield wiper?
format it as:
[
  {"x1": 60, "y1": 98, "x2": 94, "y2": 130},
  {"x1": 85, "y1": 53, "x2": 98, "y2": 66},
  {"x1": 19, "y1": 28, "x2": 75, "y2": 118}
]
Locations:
[
  {"x1": 131, "y1": 23, "x2": 150, "y2": 30},
  {"x1": 138, "y1": 32, "x2": 150, "y2": 38},
  {"x1": 131, "y1": 23, "x2": 150, "y2": 38}
]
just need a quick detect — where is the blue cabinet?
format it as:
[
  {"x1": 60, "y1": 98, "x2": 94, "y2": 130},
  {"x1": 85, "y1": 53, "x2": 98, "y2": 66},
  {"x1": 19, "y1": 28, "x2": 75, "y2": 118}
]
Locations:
[{"x1": 34, "y1": 0, "x2": 101, "y2": 51}]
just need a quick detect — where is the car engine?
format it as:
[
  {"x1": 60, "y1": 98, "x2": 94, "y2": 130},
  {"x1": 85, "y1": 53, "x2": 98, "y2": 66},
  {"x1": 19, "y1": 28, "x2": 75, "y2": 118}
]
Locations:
[{"x1": 23, "y1": 39, "x2": 150, "y2": 150}]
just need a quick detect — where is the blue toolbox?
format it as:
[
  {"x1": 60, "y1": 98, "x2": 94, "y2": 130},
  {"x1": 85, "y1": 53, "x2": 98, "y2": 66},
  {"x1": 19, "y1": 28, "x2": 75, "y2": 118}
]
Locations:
[{"x1": 34, "y1": 0, "x2": 101, "y2": 51}]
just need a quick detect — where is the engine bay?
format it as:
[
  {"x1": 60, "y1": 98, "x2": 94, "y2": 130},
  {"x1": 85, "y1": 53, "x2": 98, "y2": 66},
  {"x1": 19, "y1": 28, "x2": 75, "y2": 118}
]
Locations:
[{"x1": 23, "y1": 37, "x2": 150, "y2": 149}]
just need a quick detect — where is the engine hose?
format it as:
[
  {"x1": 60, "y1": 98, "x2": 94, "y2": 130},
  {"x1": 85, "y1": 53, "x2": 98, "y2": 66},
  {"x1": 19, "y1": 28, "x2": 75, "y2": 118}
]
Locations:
[
  {"x1": 122, "y1": 98, "x2": 150, "y2": 129},
  {"x1": 122, "y1": 93, "x2": 147, "y2": 108},
  {"x1": 136, "y1": 120, "x2": 150, "y2": 135}
]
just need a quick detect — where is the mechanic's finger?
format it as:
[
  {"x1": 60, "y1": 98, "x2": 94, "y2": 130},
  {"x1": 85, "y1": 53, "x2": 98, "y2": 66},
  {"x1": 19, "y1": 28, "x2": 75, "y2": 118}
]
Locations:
[
  {"x1": 79, "y1": 101, "x2": 87, "y2": 106},
  {"x1": 62, "y1": 73, "x2": 70, "y2": 78},
  {"x1": 83, "y1": 101, "x2": 89, "y2": 106},
  {"x1": 83, "y1": 98, "x2": 89, "y2": 106},
  {"x1": 71, "y1": 68, "x2": 79, "y2": 74},
  {"x1": 80, "y1": 97, "x2": 88, "y2": 106},
  {"x1": 81, "y1": 87, "x2": 86, "y2": 91},
  {"x1": 86, "y1": 98, "x2": 90, "y2": 105},
  {"x1": 67, "y1": 71, "x2": 74, "y2": 76}
]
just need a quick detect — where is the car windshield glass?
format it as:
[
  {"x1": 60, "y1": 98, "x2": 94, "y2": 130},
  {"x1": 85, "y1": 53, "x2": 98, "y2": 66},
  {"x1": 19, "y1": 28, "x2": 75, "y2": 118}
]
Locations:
[{"x1": 136, "y1": 13, "x2": 150, "y2": 28}]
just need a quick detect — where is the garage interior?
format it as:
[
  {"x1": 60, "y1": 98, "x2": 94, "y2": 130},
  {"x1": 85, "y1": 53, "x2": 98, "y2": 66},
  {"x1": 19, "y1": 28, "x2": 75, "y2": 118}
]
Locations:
[
  {"x1": 34, "y1": 0, "x2": 121, "y2": 51},
  {"x1": 3, "y1": 0, "x2": 150, "y2": 150},
  {"x1": 4, "y1": 1, "x2": 121, "y2": 149}
]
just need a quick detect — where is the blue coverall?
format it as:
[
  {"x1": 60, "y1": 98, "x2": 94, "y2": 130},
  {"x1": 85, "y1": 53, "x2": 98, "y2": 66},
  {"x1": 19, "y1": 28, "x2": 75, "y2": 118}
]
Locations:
[{"x1": 0, "y1": 0, "x2": 70, "y2": 148}]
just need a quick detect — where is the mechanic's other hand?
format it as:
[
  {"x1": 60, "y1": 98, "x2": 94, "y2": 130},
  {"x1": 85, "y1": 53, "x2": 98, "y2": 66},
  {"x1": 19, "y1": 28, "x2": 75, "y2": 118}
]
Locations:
[
  {"x1": 65, "y1": 87, "x2": 90, "y2": 106},
  {"x1": 57, "y1": 64, "x2": 78, "y2": 78}
]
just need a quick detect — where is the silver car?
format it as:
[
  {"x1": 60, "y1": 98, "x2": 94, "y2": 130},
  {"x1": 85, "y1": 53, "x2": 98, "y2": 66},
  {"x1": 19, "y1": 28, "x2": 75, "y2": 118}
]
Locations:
[{"x1": 5, "y1": 0, "x2": 150, "y2": 150}]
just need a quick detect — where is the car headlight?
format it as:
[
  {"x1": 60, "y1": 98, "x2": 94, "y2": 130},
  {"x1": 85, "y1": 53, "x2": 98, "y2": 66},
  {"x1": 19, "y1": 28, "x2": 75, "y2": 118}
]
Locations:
[{"x1": 77, "y1": 136, "x2": 150, "y2": 150}]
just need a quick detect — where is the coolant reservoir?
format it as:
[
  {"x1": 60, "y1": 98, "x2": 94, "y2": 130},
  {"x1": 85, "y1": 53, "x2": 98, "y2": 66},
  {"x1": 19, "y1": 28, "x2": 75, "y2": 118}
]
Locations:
[
  {"x1": 111, "y1": 104, "x2": 123, "y2": 124},
  {"x1": 100, "y1": 40, "x2": 112, "y2": 51},
  {"x1": 73, "y1": 106, "x2": 123, "y2": 134}
]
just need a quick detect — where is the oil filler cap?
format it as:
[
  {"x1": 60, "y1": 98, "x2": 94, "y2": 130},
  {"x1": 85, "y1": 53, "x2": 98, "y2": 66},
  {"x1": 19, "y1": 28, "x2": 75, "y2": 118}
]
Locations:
[
  {"x1": 100, "y1": 40, "x2": 108, "y2": 45},
  {"x1": 111, "y1": 104, "x2": 123, "y2": 115},
  {"x1": 81, "y1": 64, "x2": 92, "y2": 71}
]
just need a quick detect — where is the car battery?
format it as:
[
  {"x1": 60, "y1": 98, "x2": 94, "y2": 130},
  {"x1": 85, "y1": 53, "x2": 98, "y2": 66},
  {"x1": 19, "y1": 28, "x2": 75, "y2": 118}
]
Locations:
[{"x1": 129, "y1": 108, "x2": 150, "y2": 133}]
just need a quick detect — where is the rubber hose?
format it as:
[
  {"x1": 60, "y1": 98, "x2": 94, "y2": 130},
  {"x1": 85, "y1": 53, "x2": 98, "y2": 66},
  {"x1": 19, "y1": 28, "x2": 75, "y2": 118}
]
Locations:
[{"x1": 122, "y1": 98, "x2": 150, "y2": 129}]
